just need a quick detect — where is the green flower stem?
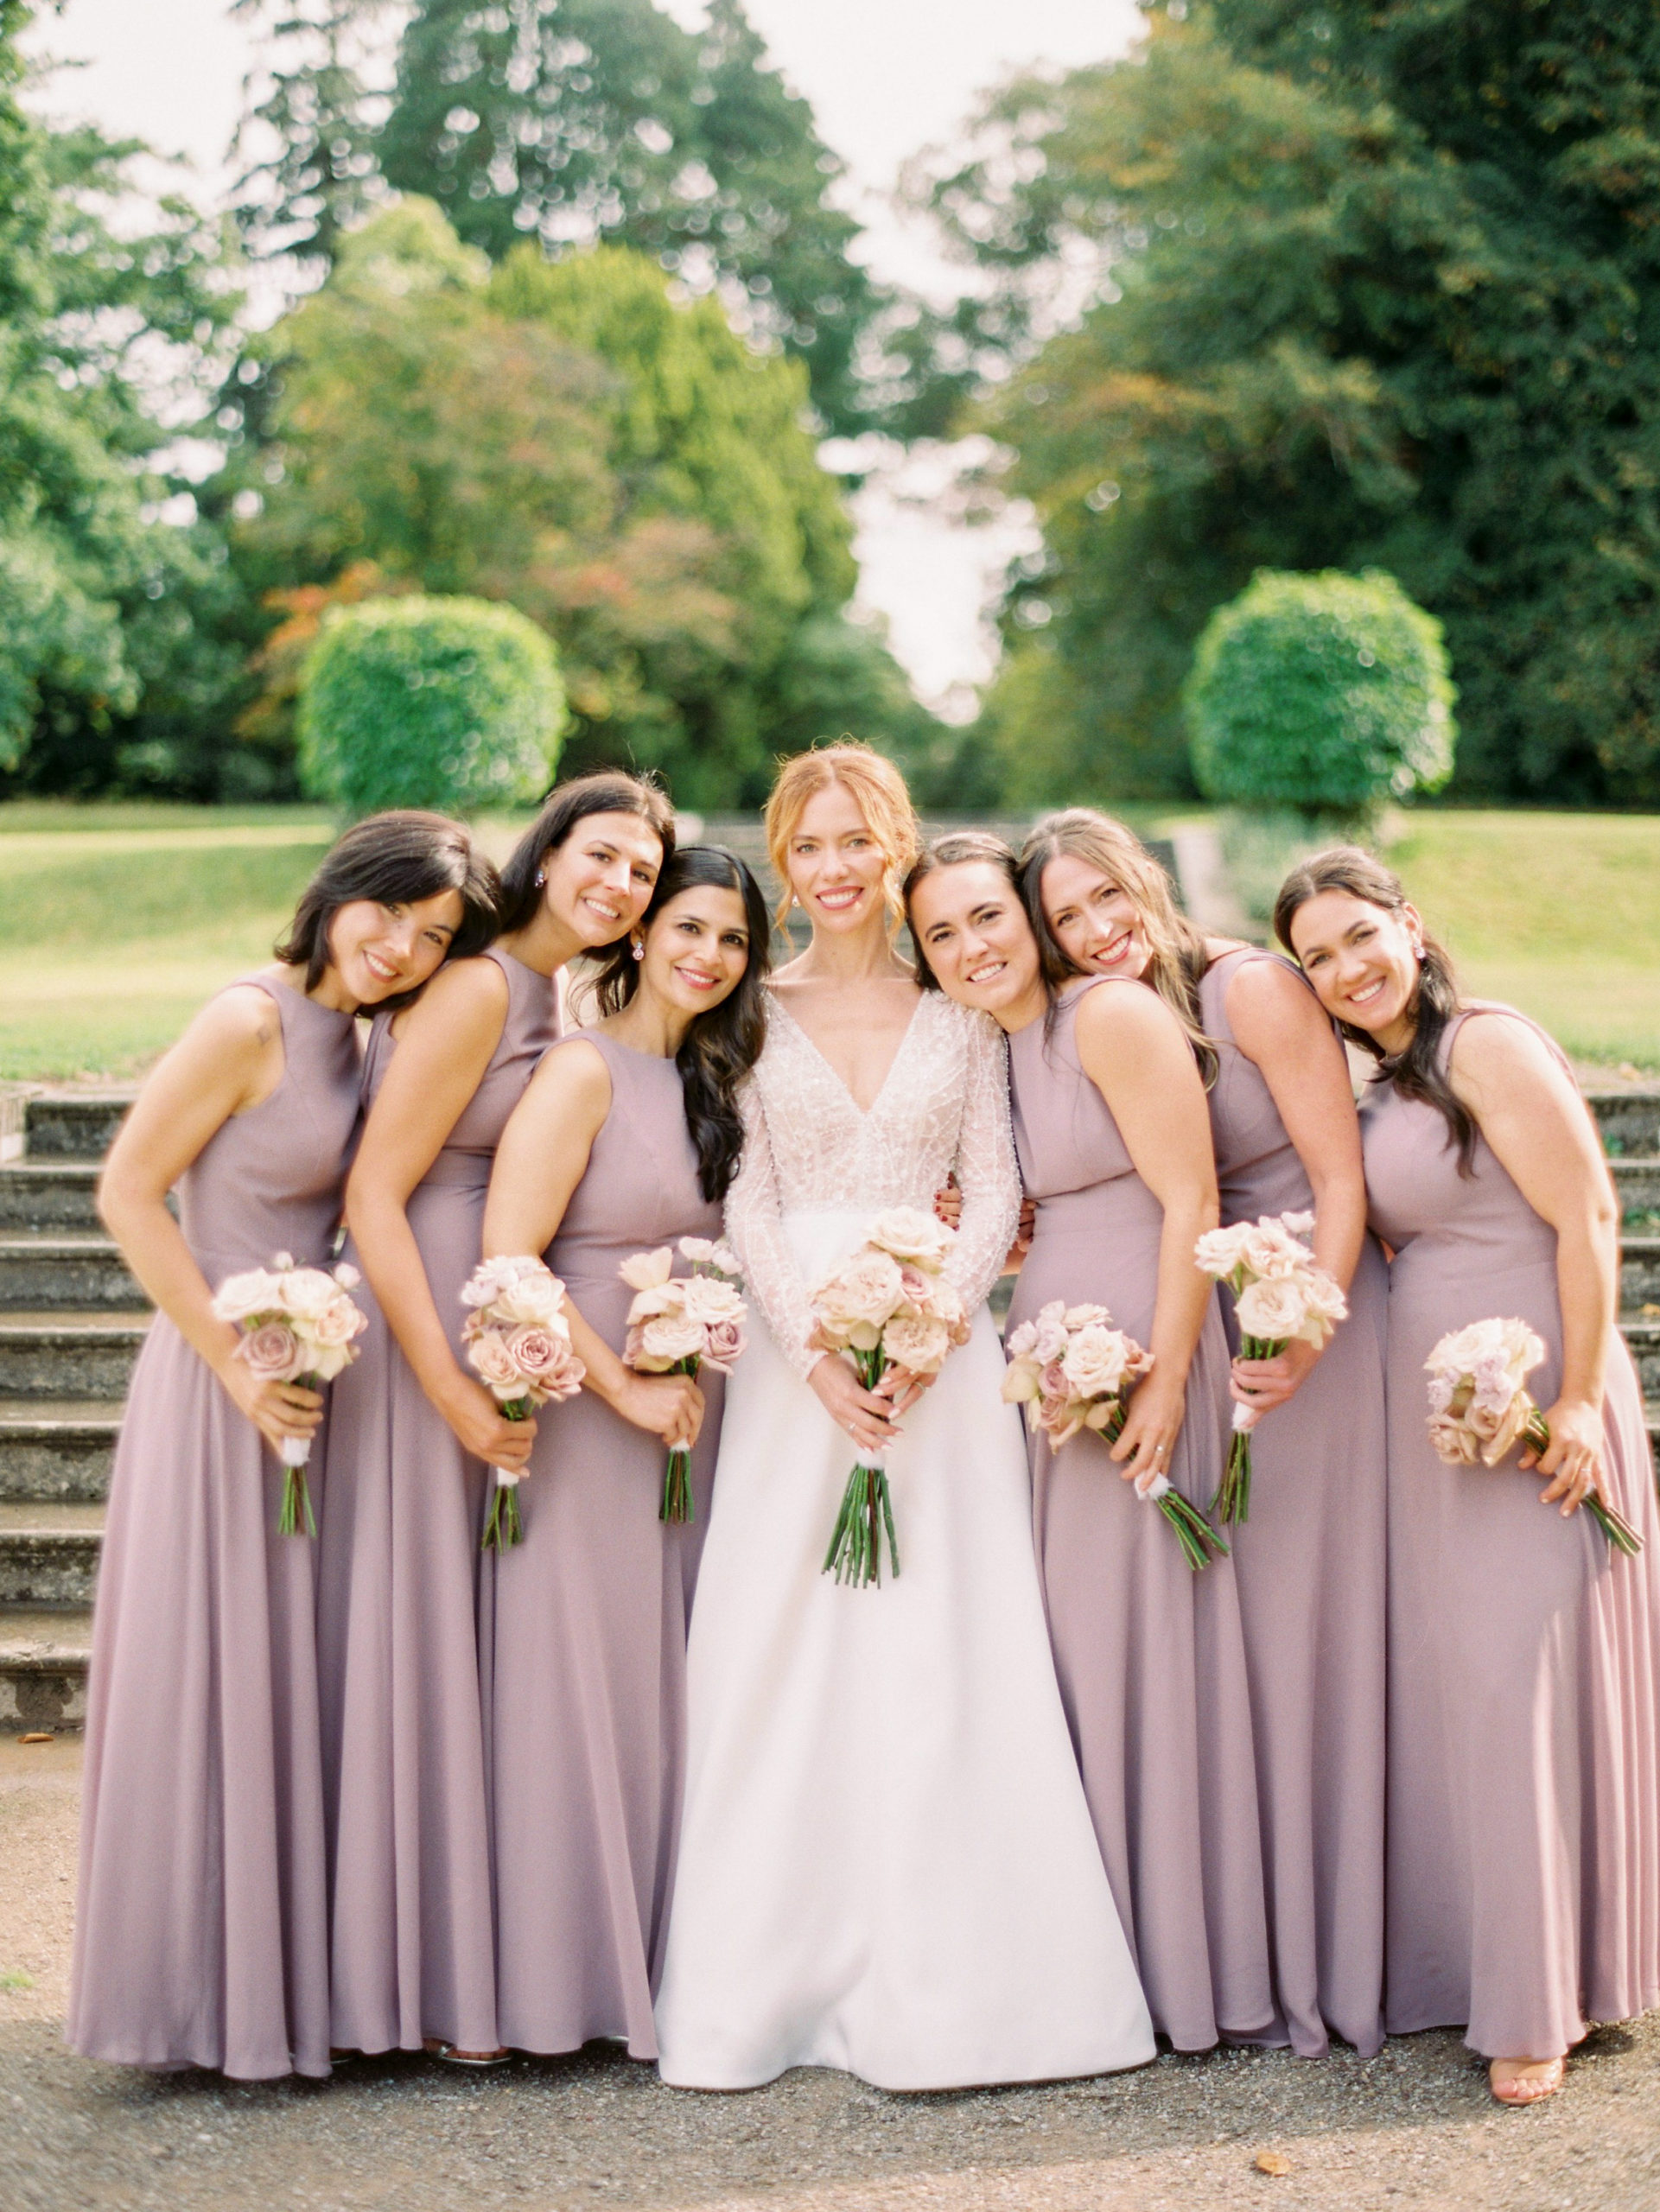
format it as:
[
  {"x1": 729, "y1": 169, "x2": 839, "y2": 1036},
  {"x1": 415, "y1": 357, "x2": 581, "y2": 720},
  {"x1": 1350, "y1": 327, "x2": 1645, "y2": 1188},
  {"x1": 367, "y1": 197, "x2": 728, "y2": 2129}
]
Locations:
[
  {"x1": 660, "y1": 1356, "x2": 701, "y2": 1523},
  {"x1": 1522, "y1": 1409, "x2": 1644, "y2": 1558},
  {"x1": 480, "y1": 1397, "x2": 535, "y2": 1554},
  {"x1": 1211, "y1": 1332, "x2": 1283, "y2": 1524}
]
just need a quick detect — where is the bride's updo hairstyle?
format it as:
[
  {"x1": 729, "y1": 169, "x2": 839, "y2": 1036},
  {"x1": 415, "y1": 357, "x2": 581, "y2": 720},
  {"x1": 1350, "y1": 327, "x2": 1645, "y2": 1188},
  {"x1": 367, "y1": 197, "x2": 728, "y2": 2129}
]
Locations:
[
  {"x1": 589, "y1": 845, "x2": 772, "y2": 1205},
  {"x1": 1018, "y1": 808, "x2": 1217, "y2": 1084},
  {"x1": 903, "y1": 831, "x2": 1024, "y2": 992},
  {"x1": 764, "y1": 741, "x2": 919, "y2": 940},
  {"x1": 1274, "y1": 844, "x2": 1476, "y2": 1173},
  {"x1": 275, "y1": 810, "x2": 500, "y2": 1008}
]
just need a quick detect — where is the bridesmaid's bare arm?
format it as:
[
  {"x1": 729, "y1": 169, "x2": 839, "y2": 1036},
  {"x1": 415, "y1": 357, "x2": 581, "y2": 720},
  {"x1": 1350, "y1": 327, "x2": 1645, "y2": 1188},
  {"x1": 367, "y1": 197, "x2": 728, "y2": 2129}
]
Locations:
[
  {"x1": 98, "y1": 982, "x2": 323, "y2": 1452},
  {"x1": 1224, "y1": 956, "x2": 1369, "y2": 1413},
  {"x1": 1450, "y1": 1011, "x2": 1617, "y2": 1514},
  {"x1": 344, "y1": 957, "x2": 538, "y2": 1469},
  {"x1": 483, "y1": 1043, "x2": 703, "y2": 1452},
  {"x1": 1074, "y1": 983, "x2": 1220, "y2": 1484}
]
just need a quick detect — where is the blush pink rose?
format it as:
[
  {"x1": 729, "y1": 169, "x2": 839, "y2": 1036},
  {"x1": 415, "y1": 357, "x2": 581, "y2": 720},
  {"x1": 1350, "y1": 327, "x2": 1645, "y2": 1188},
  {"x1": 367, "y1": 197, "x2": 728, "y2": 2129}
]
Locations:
[
  {"x1": 700, "y1": 1315, "x2": 747, "y2": 1373},
  {"x1": 467, "y1": 1328, "x2": 524, "y2": 1397},
  {"x1": 237, "y1": 1320, "x2": 302, "y2": 1382}
]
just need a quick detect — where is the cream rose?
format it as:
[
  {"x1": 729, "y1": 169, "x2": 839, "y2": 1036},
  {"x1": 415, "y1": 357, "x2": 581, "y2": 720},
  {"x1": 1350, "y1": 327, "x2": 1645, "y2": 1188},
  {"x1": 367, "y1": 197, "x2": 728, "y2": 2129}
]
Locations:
[
  {"x1": 865, "y1": 1207, "x2": 953, "y2": 1271},
  {"x1": 679, "y1": 1275, "x2": 746, "y2": 1327},
  {"x1": 1235, "y1": 1275, "x2": 1314, "y2": 1344},
  {"x1": 467, "y1": 1330, "x2": 525, "y2": 1398},
  {"x1": 1060, "y1": 1321, "x2": 1135, "y2": 1401},
  {"x1": 637, "y1": 1312, "x2": 709, "y2": 1369},
  {"x1": 882, "y1": 1312, "x2": 951, "y2": 1376}
]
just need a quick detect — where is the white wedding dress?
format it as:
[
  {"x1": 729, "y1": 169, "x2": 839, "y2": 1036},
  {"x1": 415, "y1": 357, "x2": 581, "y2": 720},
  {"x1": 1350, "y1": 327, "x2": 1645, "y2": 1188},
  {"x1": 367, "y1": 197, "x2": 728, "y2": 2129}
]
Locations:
[{"x1": 653, "y1": 990, "x2": 1154, "y2": 2091}]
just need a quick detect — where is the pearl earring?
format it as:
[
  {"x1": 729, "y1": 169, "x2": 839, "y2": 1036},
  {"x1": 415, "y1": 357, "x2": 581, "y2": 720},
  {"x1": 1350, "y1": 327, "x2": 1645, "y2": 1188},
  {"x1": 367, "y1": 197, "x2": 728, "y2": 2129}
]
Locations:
[
  {"x1": 631, "y1": 939, "x2": 645, "y2": 963},
  {"x1": 534, "y1": 869, "x2": 545, "y2": 888},
  {"x1": 1415, "y1": 944, "x2": 1427, "y2": 963}
]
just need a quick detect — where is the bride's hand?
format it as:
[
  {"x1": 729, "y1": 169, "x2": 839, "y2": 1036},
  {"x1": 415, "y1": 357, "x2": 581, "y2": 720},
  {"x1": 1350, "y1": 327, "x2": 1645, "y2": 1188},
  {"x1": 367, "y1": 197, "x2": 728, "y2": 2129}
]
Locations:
[
  {"x1": 874, "y1": 1365, "x2": 937, "y2": 1417},
  {"x1": 810, "y1": 1355, "x2": 901, "y2": 1457}
]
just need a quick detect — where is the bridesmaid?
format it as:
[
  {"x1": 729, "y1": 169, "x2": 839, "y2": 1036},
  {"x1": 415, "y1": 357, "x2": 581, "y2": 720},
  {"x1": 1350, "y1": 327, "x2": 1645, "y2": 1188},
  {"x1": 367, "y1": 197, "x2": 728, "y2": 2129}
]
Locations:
[
  {"x1": 316, "y1": 772, "x2": 674, "y2": 2064},
  {"x1": 1279, "y1": 846, "x2": 1660, "y2": 2106},
  {"x1": 1029, "y1": 808, "x2": 1387, "y2": 2060},
  {"x1": 479, "y1": 845, "x2": 769, "y2": 2060},
  {"x1": 69, "y1": 812, "x2": 494, "y2": 2080},
  {"x1": 906, "y1": 832, "x2": 1274, "y2": 2054}
]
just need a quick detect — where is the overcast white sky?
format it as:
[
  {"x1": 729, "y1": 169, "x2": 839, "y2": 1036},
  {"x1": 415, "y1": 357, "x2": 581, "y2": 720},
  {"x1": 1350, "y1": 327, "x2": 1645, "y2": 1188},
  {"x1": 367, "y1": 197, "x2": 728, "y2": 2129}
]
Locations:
[{"x1": 25, "y1": 0, "x2": 1142, "y2": 712}]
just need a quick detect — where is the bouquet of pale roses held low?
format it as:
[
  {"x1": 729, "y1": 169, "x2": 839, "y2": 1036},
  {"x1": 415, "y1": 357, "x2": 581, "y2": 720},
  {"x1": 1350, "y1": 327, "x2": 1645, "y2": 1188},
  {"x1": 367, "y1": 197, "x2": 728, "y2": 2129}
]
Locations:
[
  {"x1": 212, "y1": 1252, "x2": 368, "y2": 1536},
  {"x1": 461, "y1": 1255, "x2": 586, "y2": 1552},
  {"x1": 807, "y1": 1206, "x2": 971, "y2": 1588},
  {"x1": 620, "y1": 1237, "x2": 748, "y2": 1523},
  {"x1": 1194, "y1": 1211, "x2": 1349, "y2": 1525},
  {"x1": 1425, "y1": 1316, "x2": 1642, "y2": 1557},
  {"x1": 1002, "y1": 1300, "x2": 1228, "y2": 1572}
]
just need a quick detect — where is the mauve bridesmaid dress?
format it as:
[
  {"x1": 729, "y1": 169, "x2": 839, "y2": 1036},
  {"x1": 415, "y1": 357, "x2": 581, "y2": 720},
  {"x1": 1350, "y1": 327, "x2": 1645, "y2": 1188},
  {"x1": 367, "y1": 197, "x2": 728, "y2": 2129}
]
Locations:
[
  {"x1": 1005, "y1": 976, "x2": 1275, "y2": 2051},
  {"x1": 489, "y1": 1031, "x2": 723, "y2": 2059},
  {"x1": 1364, "y1": 1005, "x2": 1660, "y2": 2060},
  {"x1": 1198, "y1": 948, "x2": 1388, "y2": 2058},
  {"x1": 315, "y1": 948, "x2": 557, "y2": 2057},
  {"x1": 68, "y1": 976, "x2": 360, "y2": 2079}
]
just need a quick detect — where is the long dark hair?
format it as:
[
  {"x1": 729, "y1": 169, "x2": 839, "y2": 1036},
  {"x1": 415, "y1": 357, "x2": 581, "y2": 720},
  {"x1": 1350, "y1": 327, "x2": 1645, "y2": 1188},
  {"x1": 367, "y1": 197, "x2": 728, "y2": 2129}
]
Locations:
[
  {"x1": 903, "y1": 830, "x2": 1026, "y2": 992},
  {"x1": 1273, "y1": 845, "x2": 1477, "y2": 1173},
  {"x1": 275, "y1": 810, "x2": 500, "y2": 1007},
  {"x1": 1018, "y1": 809, "x2": 1218, "y2": 1084},
  {"x1": 589, "y1": 846, "x2": 772, "y2": 1204},
  {"x1": 497, "y1": 771, "x2": 677, "y2": 937}
]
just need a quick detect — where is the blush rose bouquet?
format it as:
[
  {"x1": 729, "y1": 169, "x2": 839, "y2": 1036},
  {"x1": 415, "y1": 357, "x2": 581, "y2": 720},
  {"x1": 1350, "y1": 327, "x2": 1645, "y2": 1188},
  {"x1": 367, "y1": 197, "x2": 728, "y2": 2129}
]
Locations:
[
  {"x1": 461, "y1": 1255, "x2": 586, "y2": 1551},
  {"x1": 807, "y1": 1207, "x2": 970, "y2": 1587},
  {"x1": 1002, "y1": 1299, "x2": 1227, "y2": 1571},
  {"x1": 212, "y1": 1252, "x2": 368, "y2": 1536},
  {"x1": 620, "y1": 1237, "x2": 748, "y2": 1522},
  {"x1": 1424, "y1": 1317, "x2": 1641, "y2": 1556},
  {"x1": 1194, "y1": 1211, "x2": 1349, "y2": 1524}
]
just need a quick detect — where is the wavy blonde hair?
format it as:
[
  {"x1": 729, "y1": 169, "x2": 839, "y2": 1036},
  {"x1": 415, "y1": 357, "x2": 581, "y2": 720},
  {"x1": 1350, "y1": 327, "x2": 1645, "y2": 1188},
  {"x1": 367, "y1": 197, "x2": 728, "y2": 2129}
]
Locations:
[
  {"x1": 764, "y1": 742, "x2": 919, "y2": 938},
  {"x1": 1019, "y1": 808, "x2": 1218, "y2": 1084}
]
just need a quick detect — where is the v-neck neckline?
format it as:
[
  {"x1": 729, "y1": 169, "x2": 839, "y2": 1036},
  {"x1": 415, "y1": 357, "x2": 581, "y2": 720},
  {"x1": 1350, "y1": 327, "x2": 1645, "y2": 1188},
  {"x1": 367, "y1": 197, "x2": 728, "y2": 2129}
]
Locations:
[{"x1": 769, "y1": 988, "x2": 928, "y2": 1119}]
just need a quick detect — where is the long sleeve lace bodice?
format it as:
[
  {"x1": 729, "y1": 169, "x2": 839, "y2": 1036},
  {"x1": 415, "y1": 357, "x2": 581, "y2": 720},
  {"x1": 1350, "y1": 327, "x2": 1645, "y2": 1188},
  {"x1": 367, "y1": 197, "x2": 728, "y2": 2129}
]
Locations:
[{"x1": 724, "y1": 989, "x2": 1021, "y2": 1379}]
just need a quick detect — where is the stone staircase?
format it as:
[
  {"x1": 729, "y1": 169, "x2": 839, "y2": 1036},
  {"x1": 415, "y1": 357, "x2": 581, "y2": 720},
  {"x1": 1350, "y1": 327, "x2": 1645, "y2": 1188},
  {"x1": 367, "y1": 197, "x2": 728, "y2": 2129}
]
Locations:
[{"x1": 0, "y1": 1085, "x2": 1656, "y2": 1734}]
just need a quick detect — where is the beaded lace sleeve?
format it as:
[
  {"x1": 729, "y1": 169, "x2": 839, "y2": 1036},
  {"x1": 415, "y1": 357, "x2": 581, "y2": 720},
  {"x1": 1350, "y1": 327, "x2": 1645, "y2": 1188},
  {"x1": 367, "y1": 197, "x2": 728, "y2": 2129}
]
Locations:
[
  {"x1": 944, "y1": 1009, "x2": 1021, "y2": 1318},
  {"x1": 722, "y1": 1077, "x2": 820, "y2": 1381}
]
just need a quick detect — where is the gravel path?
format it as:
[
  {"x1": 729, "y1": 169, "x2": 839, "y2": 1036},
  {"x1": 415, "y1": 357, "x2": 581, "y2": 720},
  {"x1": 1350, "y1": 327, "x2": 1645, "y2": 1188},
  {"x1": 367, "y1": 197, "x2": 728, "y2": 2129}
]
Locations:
[{"x1": 5, "y1": 1740, "x2": 1658, "y2": 2212}]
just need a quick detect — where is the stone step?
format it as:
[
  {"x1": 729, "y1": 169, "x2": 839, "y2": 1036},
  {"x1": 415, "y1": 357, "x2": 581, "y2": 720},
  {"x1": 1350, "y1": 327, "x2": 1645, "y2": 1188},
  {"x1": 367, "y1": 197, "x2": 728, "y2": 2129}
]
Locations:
[
  {"x1": 0, "y1": 1160, "x2": 101, "y2": 1231},
  {"x1": 0, "y1": 1501, "x2": 103, "y2": 1607},
  {"x1": 1625, "y1": 1318, "x2": 1660, "y2": 1397},
  {"x1": 22, "y1": 1092, "x2": 133, "y2": 1162},
  {"x1": 0, "y1": 1400, "x2": 120, "y2": 1501},
  {"x1": 0, "y1": 1313, "x2": 149, "y2": 1399},
  {"x1": 1614, "y1": 1157, "x2": 1660, "y2": 1220},
  {"x1": 0, "y1": 1606, "x2": 91, "y2": 1730},
  {"x1": 0, "y1": 1235, "x2": 143, "y2": 1310},
  {"x1": 1625, "y1": 1239, "x2": 1660, "y2": 1312},
  {"x1": 1590, "y1": 1088, "x2": 1660, "y2": 1160}
]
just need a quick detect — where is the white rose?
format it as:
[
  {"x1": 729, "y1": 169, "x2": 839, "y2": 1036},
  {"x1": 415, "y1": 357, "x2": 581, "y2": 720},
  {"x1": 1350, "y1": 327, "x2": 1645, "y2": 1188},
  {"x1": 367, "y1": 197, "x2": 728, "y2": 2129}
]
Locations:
[
  {"x1": 278, "y1": 1266, "x2": 338, "y2": 1323},
  {"x1": 1234, "y1": 1276, "x2": 1311, "y2": 1345},
  {"x1": 679, "y1": 1274, "x2": 746, "y2": 1326},
  {"x1": 212, "y1": 1267, "x2": 283, "y2": 1323},
  {"x1": 865, "y1": 1207, "x2": 954, "y2": 1271},
  {"x1": 1060, "y1": 1320, "x2": 1134, "y2": 1402},
  {"x1": 620, "y1": 1247, "x2": 674, "y2": 1294},
  {"x1": 637, "y1": 1311, "x2": 708, "y2": 1368}
]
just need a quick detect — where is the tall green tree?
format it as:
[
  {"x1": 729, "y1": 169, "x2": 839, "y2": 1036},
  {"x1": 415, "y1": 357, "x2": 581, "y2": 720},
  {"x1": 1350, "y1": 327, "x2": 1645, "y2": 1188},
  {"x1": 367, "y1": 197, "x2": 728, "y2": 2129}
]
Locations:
[
  {"x1": 932, "y1": 2, "x2": 1660, "y2": 804},
  {"x1": 244, "y1": 204, "x2": 925, "y2": 805},
  {"x1": 0, "y1": 1, "x2": 241, "y2": 793},
  {"x1": 234, "y1": 0, "x2": 892, "y2": 437}
]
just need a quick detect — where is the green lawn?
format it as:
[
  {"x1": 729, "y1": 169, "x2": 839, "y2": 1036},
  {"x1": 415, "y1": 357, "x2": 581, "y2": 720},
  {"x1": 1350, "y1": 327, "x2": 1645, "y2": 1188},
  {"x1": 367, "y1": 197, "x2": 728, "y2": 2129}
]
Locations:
[
  {"x1": 0, "y1": 799, "x2": 1653, "y2": 1083},
  {"x1": 1385, "y1": 810, "x2": 1660, "y2": 1071}
]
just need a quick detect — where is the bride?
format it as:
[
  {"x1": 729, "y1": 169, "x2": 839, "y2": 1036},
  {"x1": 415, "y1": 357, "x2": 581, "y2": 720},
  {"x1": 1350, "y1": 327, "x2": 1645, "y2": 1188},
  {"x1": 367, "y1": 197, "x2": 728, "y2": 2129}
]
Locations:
[{"x1": 654, "y1": 744, "x2": 1154, "y2": 2091}]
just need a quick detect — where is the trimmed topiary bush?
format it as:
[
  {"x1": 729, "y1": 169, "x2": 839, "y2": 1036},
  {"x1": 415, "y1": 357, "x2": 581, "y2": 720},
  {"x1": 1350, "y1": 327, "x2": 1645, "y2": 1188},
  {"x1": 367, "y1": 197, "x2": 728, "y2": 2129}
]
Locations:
[
  {"x1": 1184, "y1": 569, "x2": 1456, "y2": 822},
  {"x1": 297, "y1": 594, "x2": 565, "y2": 817}
]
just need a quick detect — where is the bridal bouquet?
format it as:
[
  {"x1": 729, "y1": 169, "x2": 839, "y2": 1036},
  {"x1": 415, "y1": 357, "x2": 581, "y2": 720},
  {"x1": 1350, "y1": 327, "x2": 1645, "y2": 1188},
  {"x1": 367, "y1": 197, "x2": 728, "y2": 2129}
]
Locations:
[
  {"x1": 1002, "y1": 1300, "x2": 1227, "y2": 1571},
  {"x1": 461, "y1": 1255, "x2": 585, "y2": 1552},
  {"x1": 1425, "y1": 1316, "x2": 1642, "y2": 1557},
  {"x1": 1194, "y1": 1211, "x2": 1348, "y2": 1524},
  {"x1": 620, "y1": 1237, "x2": 747, "y2": 1523},
  {"x1": 808, "y1": 1207, "x2": 970, "y2": 1587},
  {"x1": 212, "y1": 1252, "x2": 368, "y2": 1536}
]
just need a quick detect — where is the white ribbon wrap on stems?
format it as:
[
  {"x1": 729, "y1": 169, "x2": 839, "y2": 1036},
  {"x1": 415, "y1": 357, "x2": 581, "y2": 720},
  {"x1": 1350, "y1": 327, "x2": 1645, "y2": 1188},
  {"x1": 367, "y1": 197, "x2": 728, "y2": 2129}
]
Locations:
[
  {"x1": 1133, "y1": 1466, "x2": 1170, "y2": 1502},
  {"x1": 280, "y1": 1434, "x2": 312, "y2": 1469},
  {"x1": 493, "y1": 1465, "x2": 521, "y2": 1489},
  {"x1": 1231, "y1": 1402, "x2": 1261, "y2": 1436}
]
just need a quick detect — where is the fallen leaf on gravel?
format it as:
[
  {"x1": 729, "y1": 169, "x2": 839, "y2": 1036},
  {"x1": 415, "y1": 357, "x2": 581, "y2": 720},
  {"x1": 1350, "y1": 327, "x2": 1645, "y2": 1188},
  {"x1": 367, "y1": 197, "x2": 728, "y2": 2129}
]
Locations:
[
  {"x1": 18, "y1": 1732, "x2": 53, "y2": 1745},
  {"x1": 1256, "y1": 2150, "x2": 1292, "y2": 2176}
]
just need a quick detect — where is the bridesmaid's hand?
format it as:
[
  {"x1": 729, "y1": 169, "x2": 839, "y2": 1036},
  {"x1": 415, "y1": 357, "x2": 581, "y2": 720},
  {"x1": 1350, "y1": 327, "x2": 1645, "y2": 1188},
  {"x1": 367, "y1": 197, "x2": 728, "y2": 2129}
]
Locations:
[
  {"x1": 1110, "y1": 1370, "x2": 1186, "y2": 1486},
  {"x1": 932, "y1": 1175, "x2": 963, "y2": 1230},
  {"x1": 220, "y1": 1363, "x2": 324, "y2": 1456},
  {"x1": 618, "y1": 1371, "x2": 704, "y2": 1451},
  {"x1": 1525, "y1": 1395, "x2": 1603, "y2": 1515},
  {"x1": 436, "y1": 1375, "x2": 537, "y2": 1471},
  {"x1": 1230, "y1": 1338, "x2": 1320, "y2": 1416},
  {"x1": 810, "y1": 1355, "x2": 901, "y2": 1458}
]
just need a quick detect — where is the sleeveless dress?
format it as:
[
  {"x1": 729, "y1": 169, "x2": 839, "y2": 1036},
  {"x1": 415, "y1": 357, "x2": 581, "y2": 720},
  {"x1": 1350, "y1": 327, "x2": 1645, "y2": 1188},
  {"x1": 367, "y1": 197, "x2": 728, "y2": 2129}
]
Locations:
[
  {"x1": 1198, "y1": 948, "x2": 1388, "y2": 2058},
  {"x1": 487, "y1": 1031, "x2": 724, "y2": 2059},
  {"x1": 1006, "y1": 976, "x2": 1275, "y2": 2054},
  {"x1": 1363, "y1": 1004, "x2": 1660, "y2": 2059},
  {"x1": 67, "y1": 976, "x2": 360, "y2": 2079},
  {"x1": 654, "y1": 989, "x2": 1154, "y2": 2092},
  {"x1": 315, "y1": 948, "x2": 558, "y2": 2058}
]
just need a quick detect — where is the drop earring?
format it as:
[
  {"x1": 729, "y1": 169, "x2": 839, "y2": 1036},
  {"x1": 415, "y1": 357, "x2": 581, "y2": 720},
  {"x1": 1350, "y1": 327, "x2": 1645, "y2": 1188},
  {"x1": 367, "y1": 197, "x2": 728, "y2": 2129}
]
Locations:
[
  {"x1": 1414, "y1": 944, "x2": 1427, "y2": 963},
  {"x1": 534, "y1": 869, "x2": 545, "y2": 888},
  {"x1": 631, "y1": 938, "x2": 645, "y2": 963}
]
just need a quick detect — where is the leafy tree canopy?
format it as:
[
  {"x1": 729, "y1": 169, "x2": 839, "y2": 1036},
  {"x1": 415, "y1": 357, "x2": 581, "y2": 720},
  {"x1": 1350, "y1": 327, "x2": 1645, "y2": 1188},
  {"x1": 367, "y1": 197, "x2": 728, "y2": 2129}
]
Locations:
[
  {"x1": 0, "y1": 0, "x2": 240, "y2": 791},
  {"x1": 929, "y1": 0, "x2": 1660, "y2": 804},
  {"x1": 242, "y1": 204, "x2": 925, "y2": 807}
]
